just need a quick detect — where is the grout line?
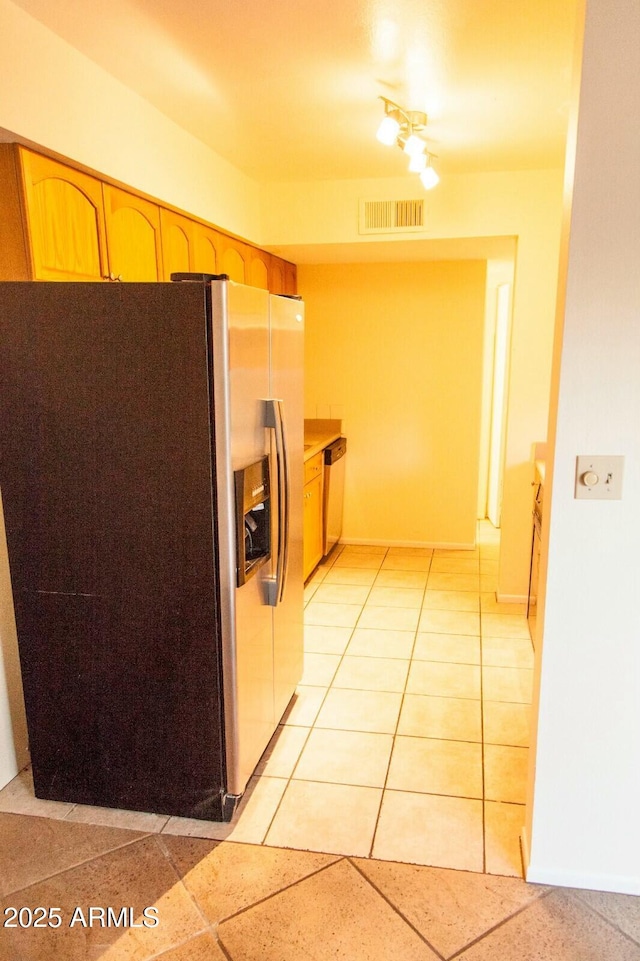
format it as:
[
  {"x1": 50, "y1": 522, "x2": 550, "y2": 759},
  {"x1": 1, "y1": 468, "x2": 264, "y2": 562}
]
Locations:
[
  {"x1": 366, "y1": 548, "x2": 431, "y2": 858},
  {"x1": 445, "y1": 888, "x2": 557, "y2": 960},
  {"x1": 259, "y1": 709, "x2": 323, "y2": 846},
  {"x1": 145, "y1": 931, "x2": 228, "y2": 961},
  {"x1": 259, "y1": 726, "x2": 314, "y2": 838},
  {"x1": 262, "y1": 549, "x2": 385, "y2": 846},
  {"x1": 1, "y1": 527, "x2": 532, "y2": 882},
  {"x1": 478, "y1": 522, "x2": 488, "y2": 875},
  {"x1": 198, "y1": 856, "x2": 346, "y2": 926},
  {"x1": 347, "y1": 857, "x2": 447, "y2": 961},
  {"x1": 566, "y1": 890, "x2": 640, "y2": 951},
  {"x1": 225, "y1": 848, "x2": 347, "y2": 924},
  {"x1": 301, "y1": 547, "x2": 387, "y2": 861},
  {"x1": 0, "y1": 830, "x2": 157, "y2": 899},
  {"x1": 152, "y1": 834, "x2": 218, "y2": 946},
  {"x1": 213, "y1": 936, "x2": 235, "y2": 961}
]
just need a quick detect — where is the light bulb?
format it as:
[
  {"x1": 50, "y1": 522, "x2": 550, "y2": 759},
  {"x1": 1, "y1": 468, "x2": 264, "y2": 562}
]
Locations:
[
  {"x1": 403, "y1": 133, "x2": 426, "y2": 157},
  {"x1": 408, "y1": 152, "x2": 427, "y2": 172},
  {"x1": 420, "y1": 165, "x2": 440, "y2": 189},
  {"x1": 376, "y1": 115, "x2": 401, "y2": 146}
]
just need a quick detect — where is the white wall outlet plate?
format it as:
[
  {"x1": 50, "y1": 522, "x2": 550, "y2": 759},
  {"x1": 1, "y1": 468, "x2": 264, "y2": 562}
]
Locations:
[{"x1": 575, "y1": 455, "x2": 624, "y2": 499}]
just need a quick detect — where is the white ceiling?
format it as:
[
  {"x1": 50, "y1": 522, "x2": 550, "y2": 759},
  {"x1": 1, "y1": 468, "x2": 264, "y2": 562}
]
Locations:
[{"x1": 10, "y1": 0, "x2": 579, "y2": 185}]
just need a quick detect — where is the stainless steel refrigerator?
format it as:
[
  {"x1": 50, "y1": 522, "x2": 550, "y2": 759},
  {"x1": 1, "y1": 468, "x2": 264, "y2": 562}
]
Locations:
[{"x1": 0, "y1": 275, "x2": 304, "y2": 820}]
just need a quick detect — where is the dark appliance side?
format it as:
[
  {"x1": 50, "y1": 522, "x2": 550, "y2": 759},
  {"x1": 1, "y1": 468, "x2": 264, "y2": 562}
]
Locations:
[{"x1": 0, "y1": 281, "x2": 231, "y2": 820}]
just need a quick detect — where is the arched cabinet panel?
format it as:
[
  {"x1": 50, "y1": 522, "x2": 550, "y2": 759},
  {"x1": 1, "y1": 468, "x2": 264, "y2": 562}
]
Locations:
[
  {"x1": 221, "y1": 245, "x2": 246, "y2": 283},
  {"x1": 20, "y1": 150, "x2": 107, "y2": 281},
  {"x1": 248, "y1": 255, "x2": 269, "y2": 289},
  {"x1": 160, "y1": 210, "x2": 191, "y2": 278},
  {"x1": 270, "y1": 260, "x2": 285, "y2": 295},
  {"x1": 284, "y1": 261, "x2": 297, "y2": 295},
  {"x1": 192, "y1": 224, "x2": 220, "y2": 275},
  {"x1": 103, "y1": 186, "x2": 162, "y2": 282},
  {"x1": 0, "y1": 145, "x2": 297, "y2": 293}
]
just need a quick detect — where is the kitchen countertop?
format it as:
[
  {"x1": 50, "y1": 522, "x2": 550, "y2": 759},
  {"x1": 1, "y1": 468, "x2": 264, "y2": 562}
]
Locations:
[{"x1": 304, "y1": 418, "x2": 342, "y2": 463}]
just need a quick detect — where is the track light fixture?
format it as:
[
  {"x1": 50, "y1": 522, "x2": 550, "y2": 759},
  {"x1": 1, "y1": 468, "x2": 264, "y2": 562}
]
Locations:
[{"x1": 376, "y1": 96, "x2": 439, "y2": 189}]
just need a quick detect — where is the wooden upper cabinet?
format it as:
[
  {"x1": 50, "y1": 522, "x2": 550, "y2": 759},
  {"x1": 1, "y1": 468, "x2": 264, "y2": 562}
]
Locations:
[
  {"x1": 0, "y1": 145, "x2": 31, "y2": 280},
  {"x1": 0, "y1": 144, "x2": 297, "y2": 290},
  {"x1": 270, "y1": 259, "x2": 285, "y2": 295},
  {"x1": 284, "y1": 261, "x2": 297, "y2": 295},
  {"x1": 268, "y1": 255, "x2": 297, "y2": 295},
  {"x1": 191, "y1": 223, "x2": 220, "y2": 275},
  {"x1": 220, "y1": 242, "x2": 246, "y2": 283},
  {"x1": 19, "y1": 149, "x2": 108, "y2": 282},
  {"x1": 103, "y1": 185, "x2": 162, "y2": 282},
  {"x1": 160, "y1": 209, "x2": 192, "y2": 279},
  {"x1": 160, "y1": 210, "x2": 222, "y2": 279},
  {"x1": 248, "y1": 253, "x2": 269, "y2": 290}
]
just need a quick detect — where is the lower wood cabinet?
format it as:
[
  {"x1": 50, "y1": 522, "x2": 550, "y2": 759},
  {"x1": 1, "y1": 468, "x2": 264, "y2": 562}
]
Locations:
[{"x1": 303, "y1": 453, "x2": 324, "y2": 580}]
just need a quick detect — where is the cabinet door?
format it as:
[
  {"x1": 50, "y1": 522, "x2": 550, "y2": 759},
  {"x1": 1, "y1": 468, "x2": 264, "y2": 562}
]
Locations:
[
  {"x1": 284, "y1": 261, "x2": 297, "y2": 295},
  {"x1": 103, "y1": 185, "x2": 162, "y2": 281},
  {"x1": 270, "y1": 257, "x2": 285, "y2": 295},
  {"x1": 19, "y1": 149, "x2": 108, "y2": 281},
  {"x1": 192, "y1": 223, "x2": 220, "y2": 275},
  {"x1": 220, "y1": 240, "x2": 246, "y2": 283},
  {"x1": 303, "y1": 472, "x2": 324, "y2": 580},
  {"x1": 248, "y1": 252, "x2": 269, "y2": 289},
  {"x1": 159, "y1": 208, "x2": 193, "y2": 279},
  {"x1": 160, "y1": 210, "x2": 223, "y2": 279}
]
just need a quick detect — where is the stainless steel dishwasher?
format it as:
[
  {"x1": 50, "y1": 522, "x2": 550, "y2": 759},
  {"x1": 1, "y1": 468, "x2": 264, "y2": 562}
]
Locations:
[{"x1": 323, "y1": 437, "x2": 347, "y2": 556}]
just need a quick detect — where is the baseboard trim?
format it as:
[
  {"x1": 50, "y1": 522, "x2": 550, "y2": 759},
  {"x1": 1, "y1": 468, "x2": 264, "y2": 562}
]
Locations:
[
  {"x1": 520, "y1": 827, "x2": 531, "y2": 877},
  {"x1": 496, "y1": 592, "x2": 528, "y2": 604},
  {"x1": 525, "y1": 863, "x2": 640, "y2": 895},
  {"x1": 340, "y1": 538, "x2": 477, "y2": 551}
]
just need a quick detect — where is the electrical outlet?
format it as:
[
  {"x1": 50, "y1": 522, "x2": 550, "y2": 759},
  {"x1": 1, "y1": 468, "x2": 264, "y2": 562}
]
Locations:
[{"x1": 575, "y1": 455, "x2": 624, "y2": 500}]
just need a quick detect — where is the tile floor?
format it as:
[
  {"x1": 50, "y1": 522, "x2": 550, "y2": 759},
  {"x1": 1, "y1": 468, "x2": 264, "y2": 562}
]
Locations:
[
  {"x1": 1, "y1": 522, "x2": 639, "y2": 959},
  {"x1": 2, "y1": 811, "x2": 640, "y2": 960},
  {"x1": 0, "y1": 521, "x2": 531, "y2": 878},
  {"x1": 287, "y1": 520, "x2": 532, "y2": 876}
]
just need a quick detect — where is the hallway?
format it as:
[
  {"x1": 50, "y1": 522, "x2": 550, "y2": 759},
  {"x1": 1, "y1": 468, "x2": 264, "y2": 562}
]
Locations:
[{"x1": 263, "y1": 519, "x2": 531, "y2": 875}]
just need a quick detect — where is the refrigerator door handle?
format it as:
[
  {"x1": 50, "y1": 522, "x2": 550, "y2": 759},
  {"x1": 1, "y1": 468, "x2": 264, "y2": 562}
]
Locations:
[{"x1": 265, "y1": 398, "x2": 290, "y2": 606}]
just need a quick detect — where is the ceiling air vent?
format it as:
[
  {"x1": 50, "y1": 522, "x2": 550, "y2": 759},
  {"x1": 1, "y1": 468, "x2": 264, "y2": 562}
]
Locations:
[{"x1": 359, "y1": 199, "x2": 425, "y2": 234}]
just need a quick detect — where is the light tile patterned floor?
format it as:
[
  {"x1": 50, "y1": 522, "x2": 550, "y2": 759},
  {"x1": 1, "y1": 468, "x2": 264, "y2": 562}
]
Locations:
[
  {"x1": 2, "y1": 523, "x2": 639, "y2": 960},
  {"x1": 1, "y1": 809, "x2": 639, "y2": 960},
  {"x1": 251, "y1": 518, "x2": 531, "y2": 876},
  {"x1": 0, "y1": 521, "x2": 532, "y2": 878}
]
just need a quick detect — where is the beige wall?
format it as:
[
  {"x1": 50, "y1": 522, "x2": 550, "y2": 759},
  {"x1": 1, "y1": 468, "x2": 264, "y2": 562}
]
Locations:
[
  {"x1": 265, "y1": 167, "x2": 565, "y2": 599},
  {"x1": 525, "y1": 0, "x2": 640, "y2": 893},
  {"x1": 0, "y1": 0, "x2": 263, "y2": 241},
  {"x1": 477, "y1": 258, "x2": 516, "y2": 520},
  {"x1": 300, "y1": 260, "x2": 486, "y2": 547}
]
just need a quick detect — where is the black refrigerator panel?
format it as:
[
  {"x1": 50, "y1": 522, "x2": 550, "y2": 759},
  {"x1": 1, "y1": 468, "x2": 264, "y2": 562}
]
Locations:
[{"x1": 0, "y1": 282, "x2": 227, "y2": 819}]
